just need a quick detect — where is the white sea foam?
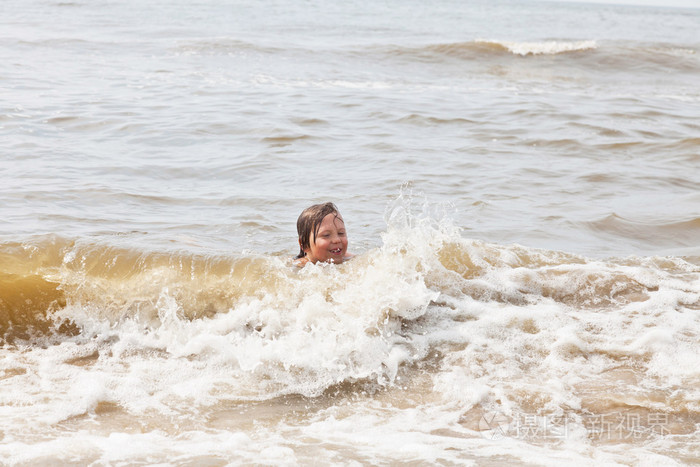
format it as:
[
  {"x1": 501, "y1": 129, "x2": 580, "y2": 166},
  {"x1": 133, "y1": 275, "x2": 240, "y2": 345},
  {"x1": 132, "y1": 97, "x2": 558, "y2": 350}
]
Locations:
[{"x1": 1, "y1": 196, "x2": 699, "y2": 465}]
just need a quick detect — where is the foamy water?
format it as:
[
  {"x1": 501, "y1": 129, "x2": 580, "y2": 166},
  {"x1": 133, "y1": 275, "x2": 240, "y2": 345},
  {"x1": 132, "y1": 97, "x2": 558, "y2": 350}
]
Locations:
[{"x1": 2, "y1": 0, "x2": 699, "y2": 464}]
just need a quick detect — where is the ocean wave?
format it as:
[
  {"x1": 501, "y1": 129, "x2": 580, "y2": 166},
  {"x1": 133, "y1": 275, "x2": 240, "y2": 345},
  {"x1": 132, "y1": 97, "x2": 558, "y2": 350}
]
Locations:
[
  {"x1": 2, "y1": 202, "x2": 699, "y2": 398},
  {"x1": 5, "y1": 223, "x2": 694, "y2": 345},
  {"x1": 3, "y1": 213, "x2": 699, "y2": 331},
  {"x1": 473, "y1": 39, "x2": 598, "y2": 56},
  {"x1": 379, "y1": 39, "x2": 597, "y2": 62},
  {"x1": 377, "y1": 39, "x2": 700, "y2": 74},
  {"x1": 1, "y1": 196, "x2": 698, "y2": 466},
  {"x1": 171, "y1": 36, "x2": 699, "y2": 75},
  {"x1": 583, "y1": 213, "x2": 700, "y2": 249},
  {"x1": 173, "y1": 38, "x2": 286, "y2": 56}
]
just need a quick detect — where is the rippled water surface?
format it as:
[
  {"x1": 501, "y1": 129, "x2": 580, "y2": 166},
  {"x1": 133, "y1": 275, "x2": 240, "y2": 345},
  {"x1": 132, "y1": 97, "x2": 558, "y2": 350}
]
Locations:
[{"x1": 1, "y1": 0, "x2": 699, "y2": 465}]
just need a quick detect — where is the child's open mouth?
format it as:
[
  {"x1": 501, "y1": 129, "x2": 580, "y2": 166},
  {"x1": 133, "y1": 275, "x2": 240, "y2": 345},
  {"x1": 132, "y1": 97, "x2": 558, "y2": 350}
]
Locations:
[{"x1": 330, "y1": 248, "x2": 342, "y2": 255}]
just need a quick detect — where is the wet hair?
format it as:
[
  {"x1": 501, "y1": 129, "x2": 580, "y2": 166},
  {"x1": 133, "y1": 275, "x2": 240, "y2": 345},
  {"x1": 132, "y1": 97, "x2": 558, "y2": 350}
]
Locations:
[{"x1": 296, "y1": 202, "x2": 342, "y2": 259}]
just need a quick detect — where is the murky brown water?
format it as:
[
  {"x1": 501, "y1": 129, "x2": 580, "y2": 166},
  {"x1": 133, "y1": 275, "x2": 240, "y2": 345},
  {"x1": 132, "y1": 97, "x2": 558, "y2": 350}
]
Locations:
[{"x1": 2, "y1": 0, "x2": 699, "y2": 464}]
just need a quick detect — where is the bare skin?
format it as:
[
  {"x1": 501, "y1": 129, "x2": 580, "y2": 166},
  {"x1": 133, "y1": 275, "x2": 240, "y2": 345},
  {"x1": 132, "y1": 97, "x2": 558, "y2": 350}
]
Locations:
[{"x1": 296, "y1": 213, "x2": 351, "y2": 266}]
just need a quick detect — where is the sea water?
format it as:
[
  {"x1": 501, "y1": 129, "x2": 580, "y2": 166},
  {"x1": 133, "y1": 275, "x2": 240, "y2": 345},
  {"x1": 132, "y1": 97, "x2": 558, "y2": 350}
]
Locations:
[{"x1": 1, "y1": 0, "x2": 699, "y2": 465}]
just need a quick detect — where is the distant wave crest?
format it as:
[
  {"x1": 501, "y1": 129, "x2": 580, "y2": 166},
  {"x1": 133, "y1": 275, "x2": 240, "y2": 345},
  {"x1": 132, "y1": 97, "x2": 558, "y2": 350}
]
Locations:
[
  {"x1": 474, "y1": 39, "x2": 598, "y2": 56},
  {"x1": 386, "y1": 39, "x2": 699, "y2": 73},
  {"x1": 411, "y1": 39, "x2": 598, "y2": 59}
]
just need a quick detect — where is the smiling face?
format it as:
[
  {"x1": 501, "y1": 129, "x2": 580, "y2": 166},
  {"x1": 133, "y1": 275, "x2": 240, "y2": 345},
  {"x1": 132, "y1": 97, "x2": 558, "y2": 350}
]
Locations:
[{"x1": 303, "y1": 213, "x2": 348, "y2": 264}]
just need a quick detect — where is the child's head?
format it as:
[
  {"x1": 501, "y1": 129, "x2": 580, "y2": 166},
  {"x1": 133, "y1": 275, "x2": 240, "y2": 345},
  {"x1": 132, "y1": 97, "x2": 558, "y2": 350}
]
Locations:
[{"x1": 296, "y1": 202, "x2": 349, "y2": 264}]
